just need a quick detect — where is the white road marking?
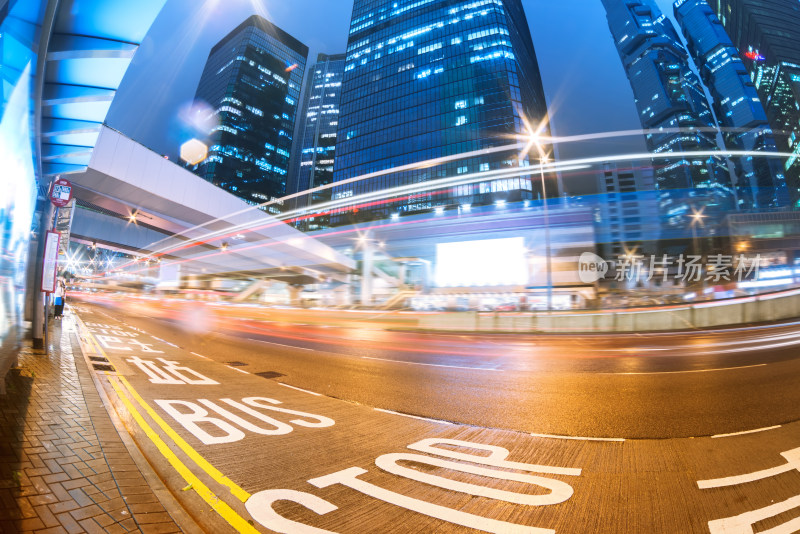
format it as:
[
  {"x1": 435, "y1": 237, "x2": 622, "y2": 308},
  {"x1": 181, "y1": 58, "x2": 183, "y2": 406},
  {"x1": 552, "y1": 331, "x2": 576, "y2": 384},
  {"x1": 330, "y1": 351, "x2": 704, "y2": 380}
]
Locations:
[
  {"x1": 278, "y1": 383, "x2": 322, "y2": 396},
  {"x1": 190, "y1": 351, "x2": 211, "y2": 360},
  {"x1": 707, "y1": 495, "x2": 800, "y2": 534},
  {"x1": 226, "y1": 365, "x2": 249, "y2": 374},
  {"x1": 361, "y1": 356, "x2": 501, "y2": 371},
  {"x1": 374, "y1": 408, "x2": 454, "y2": 425},
  {"x1": 150, "y1": 335, "x2": 179, "y2": 348},
  {"x1": 247, "y1": 338, "x2": 314, "y2": 350},
  {"x1": 711, "y1": 425, "x2": 781, "y2": 439},
  {"x1": 607, "y1": 363, "x2": 766, "y2": 375},
  {"x1": 698, "y1": 462, "x2": 794, "y2": 489},
  {"x1": 530, "y1": 432, "x2": 625, "y2": 442}
]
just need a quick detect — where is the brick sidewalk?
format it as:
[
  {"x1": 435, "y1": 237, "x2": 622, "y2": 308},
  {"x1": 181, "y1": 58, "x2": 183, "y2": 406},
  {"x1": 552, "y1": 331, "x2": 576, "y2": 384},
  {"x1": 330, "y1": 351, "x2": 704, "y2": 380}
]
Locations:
[{"x1": 0, "y1": 317, "x2": 185, "y2": 533}]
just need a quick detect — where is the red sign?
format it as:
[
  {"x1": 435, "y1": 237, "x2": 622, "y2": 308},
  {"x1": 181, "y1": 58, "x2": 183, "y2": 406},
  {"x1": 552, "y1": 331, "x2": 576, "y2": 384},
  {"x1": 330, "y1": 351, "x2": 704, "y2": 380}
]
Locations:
[
  {"x1": 49, "y1": 178, "x2": 73, "y2": 207},
  {"x1": 744, "y1": 50, "x2": 765, "y2": 62}
]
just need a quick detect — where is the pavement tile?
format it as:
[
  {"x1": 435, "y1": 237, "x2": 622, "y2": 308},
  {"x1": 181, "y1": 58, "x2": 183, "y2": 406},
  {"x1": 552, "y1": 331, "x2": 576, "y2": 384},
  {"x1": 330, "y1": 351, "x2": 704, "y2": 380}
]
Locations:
[
  {"x1": 68, "y1": 503, "x2": 102, "y2": 522},
  {"x1": 34, "y1": 503, "x2": 61, "y2": 528},
  {"x1": 0, "y1": 324, "x2": 181, "y2": 534},
  {"x1": 128, "y1": 502, "x2": 167, "y2": 515},
  {"x1": 131, "y1": 512, "x2": 173, "y2": 525},
  {"x1": 77, "y1": 517, "x2": 106, "y2": 534},
  {"x1": 102, "y1": 523, "x2": 128, "y2": 534},
  {"x1": 68, "y1": 488, "x2": 95, "y2": 507},
  {"x1": 16, "y1": 516, "x2": 46, "y2": 530},
  {"x1": 28, "y1": 493, "x2": 58, "y2": 506},
  {"x1": 49, "y1": 482, "x2": 72, "y2": 502},
  {"x1": 118, "y1": 518, "x2": 138, "y2": 531},
  {"x1": 43, "y1": 472, "x2": 70, "y2": 485},
  {"x1": 139, "y1": 523, "x2": 182, "y2": 534},
  {"x1": 119, "y1": 493, "x2": 158, "y2": 505},
  {"x1": 61, "y1": 463, "x2": 84, "y2": 480},
  {"x1": 48, "y1": 499, "x2": 80, "y2": 515},
  {"x1": 33, "y1": 526, "x2": 69, "y2": 534},
  {"x1": 106, "y1": 508, "x2": 132, "y2": 523},
  {"x1": 91, "y1": 511, "x2": 117, "y2": 528},
  {"x1": 61, "y1": 479, "x2": 90, "y2": 491}
]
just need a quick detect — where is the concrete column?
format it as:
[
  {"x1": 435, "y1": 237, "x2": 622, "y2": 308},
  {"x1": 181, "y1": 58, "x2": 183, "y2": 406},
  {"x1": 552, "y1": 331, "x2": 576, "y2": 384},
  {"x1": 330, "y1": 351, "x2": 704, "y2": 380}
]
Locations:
[
  {"x1": 288, "y1": 285, "x2": 303, "y2": 307},
  {"x1": 420, "y1": 260, "x2": 432, "y2": 293},
  {"x1": 397, "y1": 263, "x2": 408, "y2": 288},
  {"x1": 361, "y1": 243, "x2": 374, "y2": 306},
  {"x1": 337, "y1": 275, "x2": 353, "y2": 307},
  {"x1": 23, "y1": 199, "x2": 47, "y2": 322},
  {"x1": 32, "y1": 202, "x2": 55, "y2": 349}
]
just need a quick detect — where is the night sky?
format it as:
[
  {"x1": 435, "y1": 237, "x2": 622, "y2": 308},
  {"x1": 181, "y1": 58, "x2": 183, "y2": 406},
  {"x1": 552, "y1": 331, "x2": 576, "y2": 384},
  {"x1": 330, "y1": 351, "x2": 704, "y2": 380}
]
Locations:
[{"x1": 107, "y1": 0, "x2": 684, "y2": 188}]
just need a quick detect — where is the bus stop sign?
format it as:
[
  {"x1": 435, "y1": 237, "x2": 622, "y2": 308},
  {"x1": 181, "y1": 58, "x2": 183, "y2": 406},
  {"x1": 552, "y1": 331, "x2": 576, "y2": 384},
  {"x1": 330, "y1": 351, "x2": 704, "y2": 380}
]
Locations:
[{"x1": 49, "y1": 178, "x2": 73, "y2": 207}]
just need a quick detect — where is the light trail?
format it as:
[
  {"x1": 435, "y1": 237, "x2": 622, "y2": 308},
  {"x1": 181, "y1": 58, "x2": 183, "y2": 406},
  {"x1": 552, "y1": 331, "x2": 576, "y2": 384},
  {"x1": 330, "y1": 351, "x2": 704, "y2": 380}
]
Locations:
[
  {"x1": 90, "y1": 134, "x2": 797, "y2": 278},
  {"x1": 139, "y1": 141, "x2": 529, "y2": 253},
  {"x1": 140, "y1": 147, "x2": 793, "y2": 270}
]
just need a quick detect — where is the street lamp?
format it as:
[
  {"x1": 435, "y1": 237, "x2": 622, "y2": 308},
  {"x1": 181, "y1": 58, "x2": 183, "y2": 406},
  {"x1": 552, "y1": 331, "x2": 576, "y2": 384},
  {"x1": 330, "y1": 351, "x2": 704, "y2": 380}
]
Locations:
[
  {"x1": 690, "y1": 207, "x2": 707, "y2": 292},
  {"x1": 531, "y1": 135, "x2": 553, "y2": 311},
  {"x1": 690, "y1": 207, "x2": 706, "y2": 257}
]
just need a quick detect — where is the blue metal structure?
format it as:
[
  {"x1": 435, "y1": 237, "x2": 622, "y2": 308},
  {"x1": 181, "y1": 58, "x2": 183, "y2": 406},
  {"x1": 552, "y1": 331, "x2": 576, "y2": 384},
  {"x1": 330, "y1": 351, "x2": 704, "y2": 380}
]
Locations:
[
  {"x1": 38, "y1": 0, "x2": 167, "y2": 178},
  {"x1": 0, "y1": 0, "x2": 167, "y2": 366}
]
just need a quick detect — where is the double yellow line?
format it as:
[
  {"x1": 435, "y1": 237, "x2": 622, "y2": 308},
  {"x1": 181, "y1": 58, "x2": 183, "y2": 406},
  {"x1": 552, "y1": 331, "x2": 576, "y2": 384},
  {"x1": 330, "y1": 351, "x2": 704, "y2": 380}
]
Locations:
[{"x1": 78, "y1": 318, "x2": 259, "y2": 533}]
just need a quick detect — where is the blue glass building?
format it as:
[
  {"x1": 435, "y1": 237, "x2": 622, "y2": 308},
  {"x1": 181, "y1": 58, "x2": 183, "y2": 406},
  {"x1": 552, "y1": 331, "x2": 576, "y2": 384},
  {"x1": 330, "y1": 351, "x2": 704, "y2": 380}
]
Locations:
[
  {"x1": 289, "y1": 53, "x2": 346, "y2": 230},
  {"x1": 602, "y1": 0, "x2": 734, "y2": 226},
  {"x1": 186, "y1": 16, "x2": 308, "y2": 212},
  {"x1": 711, "y1": 0, "x2": 800, "y2": 207},
  {"x1": 674, "y1": 0, "x2": 790, "y2": 210},
  {"x1": 331, "y1": 0, "x2": 549, "y2": 224}
]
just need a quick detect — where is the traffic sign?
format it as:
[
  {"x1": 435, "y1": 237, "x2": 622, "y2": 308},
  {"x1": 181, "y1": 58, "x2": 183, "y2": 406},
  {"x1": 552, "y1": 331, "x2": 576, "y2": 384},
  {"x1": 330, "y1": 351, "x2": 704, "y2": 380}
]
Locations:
[{"x1": 49, "y1": 178, "x2": 73, "y2": 207}]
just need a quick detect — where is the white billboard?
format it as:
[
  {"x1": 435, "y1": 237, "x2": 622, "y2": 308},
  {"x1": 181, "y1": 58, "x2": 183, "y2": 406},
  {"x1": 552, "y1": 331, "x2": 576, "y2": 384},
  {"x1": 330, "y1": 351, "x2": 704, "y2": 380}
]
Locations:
[{"x1": 436, "y1": 237, "x2": 527, "y2": 287}]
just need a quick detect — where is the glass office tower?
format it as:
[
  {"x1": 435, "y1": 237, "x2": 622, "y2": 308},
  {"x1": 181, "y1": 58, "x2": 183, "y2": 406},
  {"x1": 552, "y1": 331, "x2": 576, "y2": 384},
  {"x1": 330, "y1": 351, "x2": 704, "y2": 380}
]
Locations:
[
  {"x1": 602, "y1": 0, "x2": 733, "y2": 227},
  {"x1": 290, "y1": 53, "x2": 346, "y2": 230},
  {"x1": 711, "y1": 0, "x2": 800, "y2": 207},
  {"x1": 186, "y1": 16, "x2": 308, "y2": 212},
  {"x1": 674, "y1": 0, "x2": 789, "y2": 210},
  {"x1": 331, "y1": 0, "x2": 549, "y2": 224}
]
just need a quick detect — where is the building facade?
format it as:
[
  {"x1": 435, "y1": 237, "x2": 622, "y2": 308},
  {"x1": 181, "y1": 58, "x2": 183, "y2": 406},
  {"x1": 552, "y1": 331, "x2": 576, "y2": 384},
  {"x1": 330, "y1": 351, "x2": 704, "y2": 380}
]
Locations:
[
  {"x1": 289, "y1": 53, "x2": 346, "y2": 230},
  {"x1": 330, "y1": 0, "x2": 549, "y2": 224},
  {"x1": 674, "y1": 0, "x2": 789, "y2": 211},
  {"x1": 186, "y1": 16, "x2": 308, "y2": 212},
  {"x1": 711, "y1": 0, "x2": 800, "y2": 207},
  {"x1": 594, "y1": 163, "x2": 661, "y2": 261},
  {"x1": 602, "y1": 0, "x2": 734, "y2": 229}
]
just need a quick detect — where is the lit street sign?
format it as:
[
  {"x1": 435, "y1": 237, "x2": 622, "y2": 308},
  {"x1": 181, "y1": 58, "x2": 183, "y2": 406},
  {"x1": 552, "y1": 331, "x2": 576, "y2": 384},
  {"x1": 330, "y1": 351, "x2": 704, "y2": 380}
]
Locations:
[{"x1": 49, "y1": 178, "x2": 73, "y2": 207}]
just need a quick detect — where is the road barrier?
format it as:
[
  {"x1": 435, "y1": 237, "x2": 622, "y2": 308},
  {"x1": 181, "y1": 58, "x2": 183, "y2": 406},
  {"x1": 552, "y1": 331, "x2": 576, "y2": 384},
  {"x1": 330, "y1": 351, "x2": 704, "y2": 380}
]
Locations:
[{"x1": 412, "y1": 289, "x2": 800, "y2": 333}]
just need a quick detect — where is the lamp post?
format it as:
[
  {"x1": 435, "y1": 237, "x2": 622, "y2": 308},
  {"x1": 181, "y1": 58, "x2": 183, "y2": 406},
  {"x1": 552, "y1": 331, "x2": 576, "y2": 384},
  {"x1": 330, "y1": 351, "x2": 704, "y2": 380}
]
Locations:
[
  {"x1": 532, "y1": 140, "x2": 553, "y2": 311},
  {"x1": 690, "y1": 208, "x2": 706, "y2": 291}
]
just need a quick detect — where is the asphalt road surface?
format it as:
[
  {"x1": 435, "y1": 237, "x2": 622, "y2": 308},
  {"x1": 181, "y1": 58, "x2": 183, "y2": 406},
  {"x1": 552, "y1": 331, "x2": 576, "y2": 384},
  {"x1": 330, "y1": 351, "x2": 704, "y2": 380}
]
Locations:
[
  {"x1": 66, "y1": 297, "x2": 800, "y2": 533},
  {"x1": 74, "y1": 296, "x2": 800, "y2": 439}
]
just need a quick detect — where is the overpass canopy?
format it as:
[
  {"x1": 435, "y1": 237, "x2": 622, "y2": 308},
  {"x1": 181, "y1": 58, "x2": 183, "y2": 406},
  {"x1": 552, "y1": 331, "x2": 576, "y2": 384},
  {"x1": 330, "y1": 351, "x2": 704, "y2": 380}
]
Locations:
[{"x1": 69, "y1": 126, "x2": 355, "y2": 281}]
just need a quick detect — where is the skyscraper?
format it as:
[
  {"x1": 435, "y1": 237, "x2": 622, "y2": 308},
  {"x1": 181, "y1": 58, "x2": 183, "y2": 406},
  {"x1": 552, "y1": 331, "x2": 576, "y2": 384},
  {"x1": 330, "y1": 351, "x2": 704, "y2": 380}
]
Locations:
[
  {"x1": 674, "y1": 0, "x2": 789, "y2": 210},
  {"x1": 711, "y1": 0, "x2": 800, "y2": 207},
  {"x1": 186, "y1": 16, "x2": 308, "y2": 212},
  {"x1": 331, "y1": 0, "x2": 549, "y2": 223},
  {"x1": 289, "y1": 53, "x2": 346, "y2": 230},
  {"x1": 595, "y1": 163, "x2": 661, "y2": 261},
  {"x1": 602, "y1": 0, "x2": 734, "y2": 226}
]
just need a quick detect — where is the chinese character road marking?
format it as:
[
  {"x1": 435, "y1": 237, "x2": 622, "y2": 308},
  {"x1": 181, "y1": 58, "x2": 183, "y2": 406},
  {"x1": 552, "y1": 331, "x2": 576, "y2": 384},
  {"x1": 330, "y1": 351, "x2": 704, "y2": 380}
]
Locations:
[{"x1": 698, "y1": 447, "x2": 800, "y2": 533}]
